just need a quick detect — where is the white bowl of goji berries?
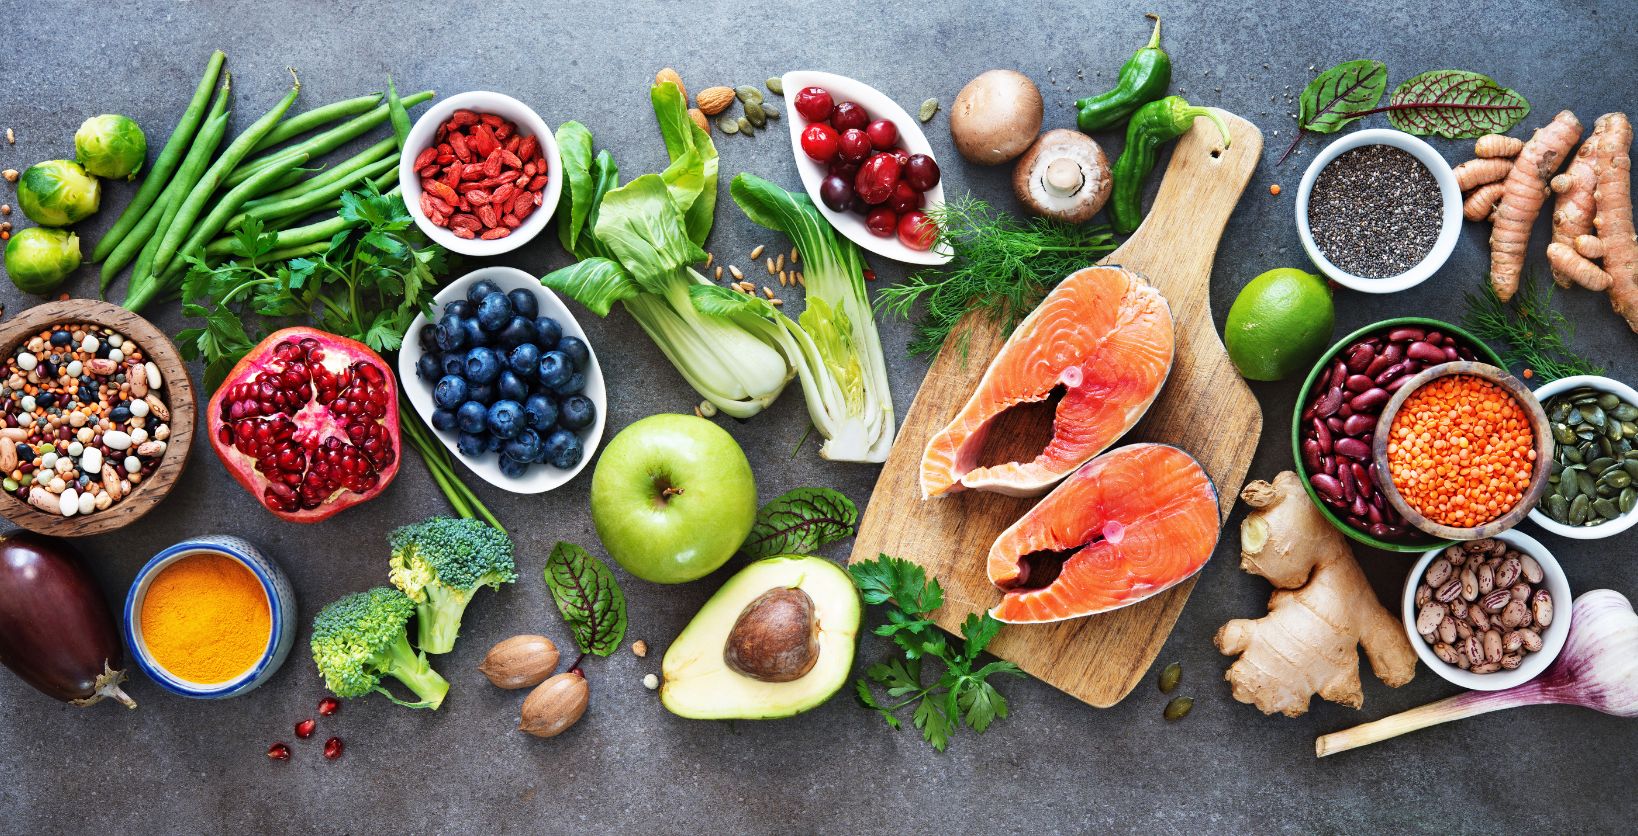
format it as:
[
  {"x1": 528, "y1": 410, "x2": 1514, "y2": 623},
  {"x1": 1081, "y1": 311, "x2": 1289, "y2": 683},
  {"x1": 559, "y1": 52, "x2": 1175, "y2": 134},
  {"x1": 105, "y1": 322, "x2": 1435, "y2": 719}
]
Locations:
[{"x1": 401, "y1": 90, "x2": 563, "y2": 257}]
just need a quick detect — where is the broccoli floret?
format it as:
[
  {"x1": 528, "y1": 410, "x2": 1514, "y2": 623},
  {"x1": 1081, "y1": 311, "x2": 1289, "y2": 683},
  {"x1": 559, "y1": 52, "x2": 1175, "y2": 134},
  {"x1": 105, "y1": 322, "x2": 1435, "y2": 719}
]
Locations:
[
  {"x1": 310, "y1": 587, "x2": 449, "y2": 710},
  {"x1": 387, "y1": 517, "x2": 517, "y2": 654}
]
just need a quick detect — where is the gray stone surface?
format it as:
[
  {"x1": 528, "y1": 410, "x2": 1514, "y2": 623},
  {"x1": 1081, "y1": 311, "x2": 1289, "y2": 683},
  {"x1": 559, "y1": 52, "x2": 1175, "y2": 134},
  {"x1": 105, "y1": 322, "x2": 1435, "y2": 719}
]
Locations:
[{"x1": 2, "y1": 1, "x2": 1635, "y2": 833}]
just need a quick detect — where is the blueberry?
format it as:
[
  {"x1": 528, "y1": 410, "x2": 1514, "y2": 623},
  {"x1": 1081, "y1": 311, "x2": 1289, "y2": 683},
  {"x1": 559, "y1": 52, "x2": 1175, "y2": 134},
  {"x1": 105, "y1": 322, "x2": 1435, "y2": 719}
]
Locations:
[
  {"x1": 533, "y1": 317, "x2": 562, "y2": 350},
  {"x1": 503, "y1": 428, "x2": 544, "y2": 464},
  {"x1": 550, "y1": 372, "x2": 586, "y2": 396},
  {"x1": 486, "y1": 399, "x2": 524, "y2": 440},
  {"x1": 456, "y1": 401, "x2": 489, "y2": 434},
  {"x1": 416, "y1": 354, "x2": 442, "y2": 381},
  {"x1": 456, "y1": 431, "x2": 487, "y2": 458},
  {"x1": 441, "y1": 353, "x2": 465, "y2": 376},
  {"x1": 537, "y1": 351, "x2": 572, "y2": 389},
  {"x1": 486, "y1": 432, "x2": 506, "y2": 452},
  {"x1": 498, "y1": 456, "x2": 531, "y2": 479},
  {"x1": 445, "y1": 299, "x2": 475, "y2": 319},
  {"x1": 498, "y1": 316, "x2": 534, "y2": 347},
  {"x1": 466, "y1": 278, "x2": 503, "y2": 304},
  {"x1": 461, "y1": 317, "x2": 490, "y2": 347},
  {"x1": 476, "y1": 292, "x2": 513, "y2": 332},
  {"x1": 436, "y1": 313, "x2": 468, "y2": 352},
  {"x1": 558, "y1": 336, "x2": 591, "y2": 370},
  {"x1": 109, "y1": 405, "x2": 131, "y2": 423},
  {"x1": 464, "y1": 347, "x2": 502, "y2": 384},
  {"x1": 507, "y1": 343, "x2": 541, "y2": 377},
  {"x1": 558, "y1": 394, "x2": 596, "y2": 430},
  {"x1": 467, "y1": 382, "x2": 495, "y2": 404},
  {"x1": 497, "y1": 370, "x2": 529, "y2": 402},
  {"x1": 543, "y1": 429, "x2": 585, "y2": 469},
  {"x1": 432, "y1": 375, "x2": 469, "y2": 409},
  {"x1": 506, "y1": 289, "x2": 539, "y2": 319},
  {"x1": 417, "y1": 323, "x2": 439, "y2": 353},
  {"x1": 49, "y1": 330, "x2": 71, "y2": 346},
  {"x1": 523, "y1": 393, "x2": 558, "y2": 430},
  {"x1": 430, "y1": 408, "x2": 458, "y2": 432}
]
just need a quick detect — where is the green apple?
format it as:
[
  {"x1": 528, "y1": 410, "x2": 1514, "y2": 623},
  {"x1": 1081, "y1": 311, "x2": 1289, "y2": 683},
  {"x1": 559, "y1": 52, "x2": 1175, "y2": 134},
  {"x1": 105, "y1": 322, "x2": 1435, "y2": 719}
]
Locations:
[{"x1": 590, "y1": 414, "x2": 757, "y2": 584}]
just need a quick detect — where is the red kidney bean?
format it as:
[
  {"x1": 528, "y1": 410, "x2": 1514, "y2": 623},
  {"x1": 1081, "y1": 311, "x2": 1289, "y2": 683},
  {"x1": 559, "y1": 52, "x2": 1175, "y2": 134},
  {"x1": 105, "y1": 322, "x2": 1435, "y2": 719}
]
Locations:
[
  {"x1": 1457, "y1": 346, "x2": 1476, "y2": 361},
  {"x1": 1365, "y1": 353, "x2": 1395, "y2": 378},
  {"x1": 1385, "y1": 374, "x2": 1414, "y2": 392},
  {"x1": 1345, "y1": 373, "x2": 1375, "y2": 392},
  {"x1": 1313, "y1": 417, "x2": 1333, "y2": 453},
  {"x1": 1349, "y1": 387, "x2": 1391, "y2": 412},
  {"x1": 1351, "y1": 462, "x2": 1371, "y2": 493},
  {"x1": 1326, "y1": 416, "x2": 1345, "y2": 433},
  {"x1": 1311, "y1": 473, "x2": 1344, "y2": 500},
  {"x1": 1339, "y1": 401, "x2": 1355, "y2": 418},
  {"x1": 1382, "y1": 342, "x2": 1405, "y2": 364},
  {"x1": 1336, "y1": 437, "x2": 1371, "y2": 460},
  {"x1": 1343, "y1": 413, "x2": 1376, "y2": 436},
  {"x1": 1330, "y1": 360, "x2": 1348, "y2": 389},
  {"x1": 1442, "y1": 345, "x2": 1458, "y2": 361},
  {"x1": 1366, "y1": 503, "x2": 1384, "y2": 525},
  {"x1": 1338, "y1": 465, "x2": 1357, "y2": 502},
  {"x1": 1301, "y1": 439, "x2": 1324, "y2": 472},
  {"x1": 1351, "y1": 495, "x2": 1369, "y2": 517},
  {"x1": 1345, "y1": 344, "x2": 1375, "y2": 372},
  {"x1": 1387, "y1": 327, "x2": 1425, "y2": 342},
  {"x1": 1367, "y1": 462, "x2": 1384, "y2": 489},
  {"x1": 1301, "y1": 403, "x2": 1317, "y2": 422},
  {"x1": 1424, "y1": 331, "x2": 1442, "y2": 344},
  {"x1": 1407, "y1": 341, "x2": 1447, "y2": 363},
  {"x1": 1374, "y1": 361, "x2": 1414, "y2": 386},
  {"x1": 1367, "y1": 522, "x2": 1392, "y2": 538},
  {"x1": 1316, "y1": 386, "x2": 1343, "y2": 416}
]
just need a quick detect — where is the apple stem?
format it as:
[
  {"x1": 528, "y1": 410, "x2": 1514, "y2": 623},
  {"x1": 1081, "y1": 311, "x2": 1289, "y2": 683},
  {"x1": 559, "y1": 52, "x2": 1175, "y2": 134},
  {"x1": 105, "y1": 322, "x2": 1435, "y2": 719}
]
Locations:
[{"x1": 662, "y1": 486, "x2": 684, "y2": 498}]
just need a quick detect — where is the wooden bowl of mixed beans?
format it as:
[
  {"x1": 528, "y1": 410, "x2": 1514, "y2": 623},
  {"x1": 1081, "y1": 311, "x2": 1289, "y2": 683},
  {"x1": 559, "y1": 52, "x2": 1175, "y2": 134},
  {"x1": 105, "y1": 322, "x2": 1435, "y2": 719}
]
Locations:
[
  {"x1": 1372, "y1": 362, "x2": 1553, "y2": 542},
  {"x1": 0, "y1": 300, "x2": 196, "y2": 536}
]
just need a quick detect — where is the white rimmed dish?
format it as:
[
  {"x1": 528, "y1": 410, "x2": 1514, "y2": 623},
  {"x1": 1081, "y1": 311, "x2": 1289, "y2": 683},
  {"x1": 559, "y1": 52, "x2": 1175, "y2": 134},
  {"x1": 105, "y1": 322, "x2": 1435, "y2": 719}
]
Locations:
[
  {"x1": 1402, "y1": 529, "x2": 1572, "y2": 691},
  {"x1": 1528, "y1": 374, "x2": 1638, "y2": 539},
  {"x1": 780, "y1": 70, "x2": 952, "y2": 266},
  {"x1": 1296, "y1": 129, "x2": 1462, "y2": 294},
  {"x1": 399, "y1": 91, "x2": 563, "y2": 257},
  {"x1": 398, "y1": 266, "x2": 606, "y2": 494}
]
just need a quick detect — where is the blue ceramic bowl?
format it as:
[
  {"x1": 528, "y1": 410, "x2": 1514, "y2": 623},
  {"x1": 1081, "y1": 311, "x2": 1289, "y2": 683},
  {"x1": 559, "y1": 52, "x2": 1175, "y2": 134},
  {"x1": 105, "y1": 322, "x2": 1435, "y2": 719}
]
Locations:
[{"x1": 123, "y1": 535, "x2": 296, "y2": 699}]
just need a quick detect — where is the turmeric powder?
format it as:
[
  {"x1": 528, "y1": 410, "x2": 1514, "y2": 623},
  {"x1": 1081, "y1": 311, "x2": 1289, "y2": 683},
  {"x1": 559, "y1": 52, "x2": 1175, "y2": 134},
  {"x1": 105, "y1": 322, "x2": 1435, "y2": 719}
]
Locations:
[{"x1": 140, "y1": 552, "x2": 271, "y2": 684}]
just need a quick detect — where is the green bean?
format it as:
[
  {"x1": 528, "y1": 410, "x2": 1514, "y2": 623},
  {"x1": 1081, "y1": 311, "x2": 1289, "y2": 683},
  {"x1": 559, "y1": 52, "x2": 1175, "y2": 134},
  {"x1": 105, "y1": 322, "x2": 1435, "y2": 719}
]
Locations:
[
  {"x1": 225, "y1": 90, "x2": 432, "y2": 189},
  {"x1": 253, "y1": 165, "x2": 327, "y2": 196},
  {"x1": 91, "y1": 50, "x2": 225, "y2": 263},
  {"x1": 203, "y1": 184, "x2": 403, "y2": 260},
  {"x1": 386, "y1": 76, "x2": 412, "y2": 149},
  {"x1": 229, "y1": 156, "x2": 392, "y2": 231},
  {"x1": 174, "y1": 151, "x2": 309, "y2": 271},
  {"x1": 242, "y1": 136, "x2": 394, "y2": 209},
  {"x1": 155, "y1": 70, "x2": 302, "y2": 275},
  {"x1": 250, "y1": 93, "x2": 383, "y2": 153}
]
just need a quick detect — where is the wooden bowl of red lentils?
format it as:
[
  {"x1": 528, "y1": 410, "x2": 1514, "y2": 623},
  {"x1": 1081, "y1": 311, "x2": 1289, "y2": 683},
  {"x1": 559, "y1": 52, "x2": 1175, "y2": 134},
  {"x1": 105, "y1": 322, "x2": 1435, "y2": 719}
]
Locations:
[
  {"x1": 1373, "y1": 362, "x2": 1553, "y2": 542},
  {"x1": 0, "y1": 300, "x2": 195, "y2": 537}
]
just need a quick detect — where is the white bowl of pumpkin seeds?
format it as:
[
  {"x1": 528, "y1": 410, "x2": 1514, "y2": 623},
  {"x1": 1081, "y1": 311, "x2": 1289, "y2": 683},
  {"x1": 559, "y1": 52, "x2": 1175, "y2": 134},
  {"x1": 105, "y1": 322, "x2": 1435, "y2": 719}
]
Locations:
[{"x1": 1528, "y1": 375, "x2": 1638, "y2": 539}]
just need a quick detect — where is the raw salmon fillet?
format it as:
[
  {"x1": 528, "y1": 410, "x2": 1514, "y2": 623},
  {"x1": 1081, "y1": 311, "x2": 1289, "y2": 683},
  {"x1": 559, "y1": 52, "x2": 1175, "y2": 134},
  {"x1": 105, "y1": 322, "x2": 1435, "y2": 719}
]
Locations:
[
  {"x1": 988, "y1": 444, "x2": 1218, "y2": 624},
  {"x1": 919, "y1": 265, "x2": 1174, "y2": 498}
]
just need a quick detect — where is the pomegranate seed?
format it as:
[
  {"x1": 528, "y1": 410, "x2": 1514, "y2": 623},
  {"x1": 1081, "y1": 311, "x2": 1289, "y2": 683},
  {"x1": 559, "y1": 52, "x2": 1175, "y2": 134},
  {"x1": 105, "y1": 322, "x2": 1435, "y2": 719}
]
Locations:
[
  {"x1": 318, "y1": 696, "x2": 340, "y2": 716},
  {"x1": 295, "y1": 718, "x2": 316, "y2": 739},
  {"x1": 323, "y1": 737, "x2": 344, "y2": 760},
  {"x1": 267, "y1": 742, "x2": 291, "y2": 761}
]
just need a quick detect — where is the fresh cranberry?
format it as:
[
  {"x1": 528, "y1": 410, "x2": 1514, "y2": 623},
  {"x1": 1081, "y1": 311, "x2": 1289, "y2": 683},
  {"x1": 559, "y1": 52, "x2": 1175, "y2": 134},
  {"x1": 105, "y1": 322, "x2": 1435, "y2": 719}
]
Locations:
[
  {"x1": 827, "y1": 159, "x2": 860, "y2": 181},
  {"x1": 800, "y1": 123, "x2": 840, "y2": 162},
  {"x1": 267, "y1": 742, "x2": 291, "y2": 761},
  {"x1": 831, "y1": 101, "x2": 868, "y2": 132},
  {"x1": 295, "y1": 719, "x2": 316, "y2": 739},
  {"x1": 889, "y1": 148, "x2": 911, "y2": 168},
  {"x1": 837, "y1": 129, "x2": 872, "y2": 163},
  {"x1": 323, "y1": 737, "x2": 344, "y2": 760},
  {"x1": 898, "y1": 210, "x2": 938, "y2": 251},
  {"x1": 793, "y1": 86, "x2": 834, "y2": 122},
  {"x1": 318, "y1": 697, "x2": 340, "y2": 716},
  {"x1": 904, "y1": 154, "x2": 941, "y2": 192},
  {"x1": 889, "y1": 182, "x2": 924, "y2": 214},
  {"x1": 854, "y1": 154, "x2": 902, "y2": 205},
  {"x1": 865, "y1": 207, "x2": 899, "y2": 237},
  {"x1": 865, "y1": 120, "x2": 899, "y2": 150},
  {"x1": 819, "y1": 174, "x2": 855, "y2": 212}
]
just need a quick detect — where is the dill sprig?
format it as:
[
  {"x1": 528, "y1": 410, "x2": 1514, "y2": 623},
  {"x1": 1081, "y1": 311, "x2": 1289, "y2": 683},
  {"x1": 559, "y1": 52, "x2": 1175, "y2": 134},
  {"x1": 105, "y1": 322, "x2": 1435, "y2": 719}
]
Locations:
[
  {"x1": 876, "y1": 196, "x2": 1118, "y2": 357},
  {"x1": 1461, "y1": 274, "x2": 1602, "y2": 383}
]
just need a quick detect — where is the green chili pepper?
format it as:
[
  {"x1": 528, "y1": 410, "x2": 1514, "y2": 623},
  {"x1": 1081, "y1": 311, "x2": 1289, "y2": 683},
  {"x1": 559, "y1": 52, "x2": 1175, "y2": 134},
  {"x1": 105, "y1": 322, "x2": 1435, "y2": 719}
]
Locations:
[
  {"x1": 1109, "y1": 96, "x2": 1232, "y2": 234},
  {"x1": 1075, "y1": 14, "x2": 1171, "y2": 134}
]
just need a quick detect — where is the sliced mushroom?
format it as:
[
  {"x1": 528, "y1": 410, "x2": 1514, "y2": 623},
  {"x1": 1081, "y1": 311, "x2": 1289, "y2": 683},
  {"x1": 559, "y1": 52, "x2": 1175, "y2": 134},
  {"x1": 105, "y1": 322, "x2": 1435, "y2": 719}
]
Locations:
[{"x1": 1013, "y1": 130, "x2": 1111, "y2": 223}]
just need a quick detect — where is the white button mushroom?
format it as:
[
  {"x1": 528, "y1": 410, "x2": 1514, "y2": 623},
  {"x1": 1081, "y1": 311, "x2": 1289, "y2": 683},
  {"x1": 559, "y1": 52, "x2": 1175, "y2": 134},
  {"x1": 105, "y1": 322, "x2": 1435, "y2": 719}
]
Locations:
[{"x1": 1013, "y1": 129, "x2": 1113, "y2": 223}]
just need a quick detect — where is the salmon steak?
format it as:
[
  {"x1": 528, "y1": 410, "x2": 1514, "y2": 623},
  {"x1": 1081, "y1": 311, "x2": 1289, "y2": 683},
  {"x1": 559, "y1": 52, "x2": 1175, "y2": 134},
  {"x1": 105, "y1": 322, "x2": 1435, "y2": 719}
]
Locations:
[
  {"x1": 988, "y1": 444, "x2": 1219, "y2": 624},
  {"x1": 919, "y1": 265, "x2": 1174, "y2": 498}
]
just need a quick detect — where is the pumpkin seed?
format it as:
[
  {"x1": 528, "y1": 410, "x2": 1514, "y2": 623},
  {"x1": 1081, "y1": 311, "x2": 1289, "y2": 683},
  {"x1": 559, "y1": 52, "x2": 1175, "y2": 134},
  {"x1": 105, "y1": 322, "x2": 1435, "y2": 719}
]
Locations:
[
  {"x1": 1158, "y1": 662, "x2": 1181, "y2": 693},
  {"x1": 1566, "y1": 446, "x2": 1584, "y2": 464},
  {"x1": 1621, "y1": 487, "x2": 1637, "y2": 514},
  {"x1": 765, "y1": 77, "x2": 784, "y2": 95},
  {"x1": 735, "y1": 85, "x2": 763, "y2": 105},
  {"x1": 1579, "y1": 470, "x2": 1598, "y2": 497},
  {"x1": 1552, "y1": 401, "x2": 1573, "y2": 423},
  {"x1": 1626, "y1": 460, "x2": 1638, "y2": 478},
  {"x1": 1613, "y1": 404, "x2": 1638, "y2": 422},
  {"x1": 762, "y1": 104, "x2": 780, "y2": 120},
  {"x1": 737, "y1": 116, "x2": 754, "y2": 136},
  {"x1": 1560, "y1": 472, "x2": 1580, "y2": 501},
  {"x1": 1163, "y1": 696, "x2": 1194, "y2": 721},
  {"x1": 1581, "y1": 405, "x2": 1608, "y2": 429},
  {"x1": 718, "y1": 116, "x2": 740, "y2": 134},
  {"x1": 1592, "y1": 497, "x2": 1619, "y2": 520},
  {"x1": 744, "y1": 101, "x2": 767, "y2": 128},
  {"x1": 1589, "y1": 456, "x2": 1617, "y2": 474},
  {"x1": 1570, "y1": 494, "x2": 1591, "y2": 525},
  {"x1": 1597, "y1": 393, "x2": 1622, "y2": 410},
  {"x1": 919, "y1": 97, "x2": 940, "y2": 122},
  {"x1": 1553, "y1": 422, "x2": 1577, "y2": 445},
  {"x1": 1607, "y1": 471, "x2": 1633, "y2": 490},
  {"x1": 1545, "y1": 493, "x2": 1570, "y2": 522}
]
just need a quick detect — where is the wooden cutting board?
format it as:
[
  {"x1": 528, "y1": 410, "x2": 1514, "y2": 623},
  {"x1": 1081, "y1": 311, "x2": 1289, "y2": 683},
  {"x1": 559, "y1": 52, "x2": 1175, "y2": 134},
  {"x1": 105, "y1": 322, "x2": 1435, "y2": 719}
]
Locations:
[{"x1": 850, "y1": 111, "x2": 1265, "y2": 707}]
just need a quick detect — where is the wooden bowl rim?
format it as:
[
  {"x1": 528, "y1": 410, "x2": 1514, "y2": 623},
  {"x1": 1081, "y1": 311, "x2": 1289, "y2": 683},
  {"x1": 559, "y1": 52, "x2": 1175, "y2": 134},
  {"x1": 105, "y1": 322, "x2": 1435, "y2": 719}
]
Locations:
[
  {"x1": 0, "y1": 300, "x2": 196, "y2": 537},
  {"x1": 1371, "y1": 361, "x2": 1554, "y2": 541}
]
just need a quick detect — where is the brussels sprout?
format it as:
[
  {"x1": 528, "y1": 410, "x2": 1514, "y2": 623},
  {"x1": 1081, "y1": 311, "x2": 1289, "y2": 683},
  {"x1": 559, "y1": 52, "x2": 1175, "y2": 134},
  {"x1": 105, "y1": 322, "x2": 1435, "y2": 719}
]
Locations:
[
  {"x1": 4, "y1": 228, "x2": 81, "y2": 294},
  {"x1": 74, "y1": 114, "x2": 147, "y2": 180},
  {"x1": 17, "y1": 160, "x2": 101, "y2": 227}
]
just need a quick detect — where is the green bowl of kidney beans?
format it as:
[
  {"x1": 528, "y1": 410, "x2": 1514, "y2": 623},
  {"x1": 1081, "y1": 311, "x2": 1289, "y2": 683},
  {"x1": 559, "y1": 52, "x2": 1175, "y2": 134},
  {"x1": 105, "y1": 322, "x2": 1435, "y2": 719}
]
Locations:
[
  {"x1": 1527, "y1": 375, "x2": 1638, "y2": 539},
  {"x1": 1291, "y1": 317, "x2": 1505, "y2": 553}
]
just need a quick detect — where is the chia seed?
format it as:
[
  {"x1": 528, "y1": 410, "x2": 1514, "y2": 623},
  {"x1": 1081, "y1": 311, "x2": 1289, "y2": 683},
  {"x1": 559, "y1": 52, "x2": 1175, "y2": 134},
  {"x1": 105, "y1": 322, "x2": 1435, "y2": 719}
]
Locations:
[{"x1": 1307, "y1": 145, "x2": 1442, "y2": 279}]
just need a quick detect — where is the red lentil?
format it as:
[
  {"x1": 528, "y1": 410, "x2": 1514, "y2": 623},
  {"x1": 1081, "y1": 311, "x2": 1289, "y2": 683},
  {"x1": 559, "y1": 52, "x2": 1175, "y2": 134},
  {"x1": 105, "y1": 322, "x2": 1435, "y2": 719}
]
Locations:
[{"x1": 1386, "y1": 374, "x2": 1535, "y2": 528}]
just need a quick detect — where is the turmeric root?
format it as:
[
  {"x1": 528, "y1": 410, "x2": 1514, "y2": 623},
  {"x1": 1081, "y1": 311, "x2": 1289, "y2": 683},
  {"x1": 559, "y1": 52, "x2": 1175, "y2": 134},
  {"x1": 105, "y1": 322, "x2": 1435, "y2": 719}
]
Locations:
[
  {"x1": 1491, "y1": 110, "x2": 1583, "y2": 300},
  {"x1": 1463, "y1": 181, "x2": 1506, "y2": 222},
  {"x1": 1453, "y1": 157, "x2": 1514, "y2": 192},
  {"x1": 1214, "y1": 472, "x2": 1417, "y2": 717},
  {"x1": 1474, "y1": 133, "x2": 1524, "y2": 159},
  {"x1": 1544, "y1": 112, "x2": 1638, "y2": 330}
]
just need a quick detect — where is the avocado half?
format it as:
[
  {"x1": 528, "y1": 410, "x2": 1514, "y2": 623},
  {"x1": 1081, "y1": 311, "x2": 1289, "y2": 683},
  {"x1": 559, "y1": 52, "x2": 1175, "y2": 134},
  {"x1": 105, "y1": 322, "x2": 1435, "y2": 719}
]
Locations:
[{"x1": 660, "y1": 555, "x2": 860, "y2": 720}]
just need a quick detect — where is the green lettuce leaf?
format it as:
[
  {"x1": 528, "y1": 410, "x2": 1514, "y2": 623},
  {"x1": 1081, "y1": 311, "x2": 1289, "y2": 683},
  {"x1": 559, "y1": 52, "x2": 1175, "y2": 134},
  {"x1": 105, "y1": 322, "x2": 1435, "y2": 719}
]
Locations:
[
  {"x1": 651, "y1": 82, "x2": 718, "y2": 245},
  {"x1": 541, "y1": 257, "x2": 639, "y2": 317},
  {"x1": 554, "y1": 121, "x2": 595, "y2": 252},
  {"x1": 593, "y1": 173, "x2": 706, "y2": 294}
]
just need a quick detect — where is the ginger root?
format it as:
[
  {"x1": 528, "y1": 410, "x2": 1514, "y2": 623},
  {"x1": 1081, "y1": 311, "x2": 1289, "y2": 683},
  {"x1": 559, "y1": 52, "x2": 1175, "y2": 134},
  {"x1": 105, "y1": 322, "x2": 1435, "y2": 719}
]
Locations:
[
  {"x1": 1491, "y1": 110, "x2": 1584, "y2": 300},
  {"x1": 1545, "y1": 112, "x2": 1637, "y2": 330},
  {"x1": 1214, "y1": 472, "x2": 1417, "y2": 717}
]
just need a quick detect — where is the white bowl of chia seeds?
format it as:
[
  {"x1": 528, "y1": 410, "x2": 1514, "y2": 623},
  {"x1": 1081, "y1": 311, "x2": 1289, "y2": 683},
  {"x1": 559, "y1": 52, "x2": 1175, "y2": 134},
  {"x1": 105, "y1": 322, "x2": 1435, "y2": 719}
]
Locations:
[{"x1": 1296, "y1": 129, "x2": 1463, "y2": 294}]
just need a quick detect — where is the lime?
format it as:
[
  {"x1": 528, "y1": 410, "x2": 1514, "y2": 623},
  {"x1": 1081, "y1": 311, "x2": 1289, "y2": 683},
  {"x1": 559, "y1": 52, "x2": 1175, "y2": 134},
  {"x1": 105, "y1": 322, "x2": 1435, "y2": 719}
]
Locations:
[{"x1": 1225, "y1": 268, "x2": 1335, "y2": 381}]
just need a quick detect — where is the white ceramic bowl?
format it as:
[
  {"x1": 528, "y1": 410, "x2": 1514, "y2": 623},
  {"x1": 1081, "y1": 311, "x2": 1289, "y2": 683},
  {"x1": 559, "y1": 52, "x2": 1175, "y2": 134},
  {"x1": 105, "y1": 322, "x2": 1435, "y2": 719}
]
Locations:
[
  {"x1": 780, "y1": 70, "x2": 952, "y2": 266},
  {"x1": 1527, "y1": 374, "x2": 1638, "y2": 539},
  {"x1": 399, "y1": 266, "x2": 606, "y2": 494},
  {"x1": 1295, "y1": 128, "x2": 1462, "y2": 293},
  {"x1": 399, "y1": 91, "x2": 563, "y2": 256},
  {"x1": 1403, "y1": 529, "x2": 1572, "y2": 691}
]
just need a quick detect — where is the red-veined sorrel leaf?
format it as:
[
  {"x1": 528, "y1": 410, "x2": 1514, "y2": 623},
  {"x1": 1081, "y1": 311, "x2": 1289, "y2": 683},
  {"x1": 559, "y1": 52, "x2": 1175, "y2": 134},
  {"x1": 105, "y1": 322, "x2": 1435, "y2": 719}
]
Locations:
[
  {"x1": 1383, "y1": 70, "x2": 1531, "y2": 138},
  {"x1": 1280, "y1": 60, "x2": 1388, "y2": 163}
]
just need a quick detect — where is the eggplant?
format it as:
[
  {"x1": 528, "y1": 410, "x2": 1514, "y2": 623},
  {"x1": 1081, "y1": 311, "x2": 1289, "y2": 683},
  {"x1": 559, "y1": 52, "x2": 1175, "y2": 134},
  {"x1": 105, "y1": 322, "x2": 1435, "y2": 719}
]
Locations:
[{"x1": 0, "y1": 530, "x2": 135, "y2": 708}]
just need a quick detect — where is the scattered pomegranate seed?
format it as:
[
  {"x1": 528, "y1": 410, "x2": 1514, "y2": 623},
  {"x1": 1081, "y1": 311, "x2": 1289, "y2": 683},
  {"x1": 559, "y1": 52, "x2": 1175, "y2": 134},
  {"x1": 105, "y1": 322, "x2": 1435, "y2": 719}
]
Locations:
[
  {"x1": 318, "y1": 696, "x2": 340, "y2": 716},
  {"x1": 323, "y1": 737, "x2": 344, "y2": 760},
  {"x1": 267, "y1": 742, "x2": 291, "y2": 761},
  {"x1": 863, "y1": 269, "x2": 876, "y2": 282},
  {"x1": 295, "y1": 718, "x2": 316, "y2": 739}
]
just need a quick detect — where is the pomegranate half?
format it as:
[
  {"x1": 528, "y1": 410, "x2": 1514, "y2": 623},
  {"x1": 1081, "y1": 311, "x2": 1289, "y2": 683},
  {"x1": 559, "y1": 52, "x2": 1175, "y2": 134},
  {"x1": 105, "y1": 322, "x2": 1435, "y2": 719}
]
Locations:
[{"x1": 208, "y1": 327, "x2": 401, "y2": 523}]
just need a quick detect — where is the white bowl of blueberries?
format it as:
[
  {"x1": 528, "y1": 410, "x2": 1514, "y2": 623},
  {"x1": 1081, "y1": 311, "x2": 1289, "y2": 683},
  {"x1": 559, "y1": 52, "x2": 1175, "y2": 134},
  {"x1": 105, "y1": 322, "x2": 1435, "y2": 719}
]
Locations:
[{"x1": 399, "y1": 266, "x2": 606, "y2": 493}]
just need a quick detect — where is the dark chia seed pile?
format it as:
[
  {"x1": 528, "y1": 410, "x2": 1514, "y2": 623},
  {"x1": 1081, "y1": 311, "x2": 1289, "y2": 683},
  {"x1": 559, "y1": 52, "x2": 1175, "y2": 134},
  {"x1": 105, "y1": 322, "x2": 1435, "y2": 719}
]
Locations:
[{"x1": 1307, "y1": 144, "x2": 1442, "y2": 279}]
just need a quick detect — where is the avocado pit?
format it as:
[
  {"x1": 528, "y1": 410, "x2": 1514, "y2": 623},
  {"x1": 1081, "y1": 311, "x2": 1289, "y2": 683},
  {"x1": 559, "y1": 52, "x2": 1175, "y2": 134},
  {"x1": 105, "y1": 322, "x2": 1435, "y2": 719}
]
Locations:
[{"x1": 723, "y1": 587, "x2": 820, "y2": 683}]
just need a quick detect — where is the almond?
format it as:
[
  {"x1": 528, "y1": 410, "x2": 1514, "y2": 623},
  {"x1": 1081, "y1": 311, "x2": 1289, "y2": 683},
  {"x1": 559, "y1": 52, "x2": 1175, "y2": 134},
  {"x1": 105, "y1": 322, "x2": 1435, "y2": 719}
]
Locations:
[
  {"x1": 655, "y1": 68, "x2": 687, "y2": 102},
  {"x1": 696, "y1": 86, "x2": 736, "y2": 116},
  {"x1": 687, "y1": 108, "x2": 710, "y2": 134}
]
